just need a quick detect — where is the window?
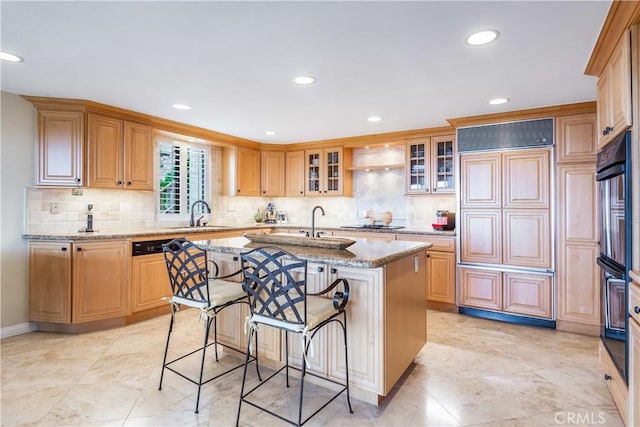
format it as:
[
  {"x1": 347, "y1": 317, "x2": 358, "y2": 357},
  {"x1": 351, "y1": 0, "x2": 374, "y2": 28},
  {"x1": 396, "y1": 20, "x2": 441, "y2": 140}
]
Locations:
[{"x1": 158, "y1": 140, "x2": 210, "y2": 219}]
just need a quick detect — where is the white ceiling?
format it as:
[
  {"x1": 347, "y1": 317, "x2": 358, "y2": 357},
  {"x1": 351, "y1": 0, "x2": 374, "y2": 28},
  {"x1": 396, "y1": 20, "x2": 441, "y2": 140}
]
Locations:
[{"x1": 1, "y1": 1, "x2": 611, "y2": 144}]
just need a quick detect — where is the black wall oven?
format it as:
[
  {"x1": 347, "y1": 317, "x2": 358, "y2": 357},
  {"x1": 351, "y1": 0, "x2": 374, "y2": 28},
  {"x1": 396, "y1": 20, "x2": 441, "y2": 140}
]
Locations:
[{"x1": 596, "y1": 131, "x2": 632, "y2": 383}]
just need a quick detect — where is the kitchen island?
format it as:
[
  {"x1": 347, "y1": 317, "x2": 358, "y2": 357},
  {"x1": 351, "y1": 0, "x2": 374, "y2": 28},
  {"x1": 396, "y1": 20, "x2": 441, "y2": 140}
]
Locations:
[{"x1": 194, "y1": 235, "x2": 431, "y2": 405}]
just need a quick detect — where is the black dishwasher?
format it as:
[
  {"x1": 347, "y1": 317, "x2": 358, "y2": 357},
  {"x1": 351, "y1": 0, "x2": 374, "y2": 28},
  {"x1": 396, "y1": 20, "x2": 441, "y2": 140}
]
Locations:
[{"x1": 132, "y1": 238, "x2": 174, "y2": 256}]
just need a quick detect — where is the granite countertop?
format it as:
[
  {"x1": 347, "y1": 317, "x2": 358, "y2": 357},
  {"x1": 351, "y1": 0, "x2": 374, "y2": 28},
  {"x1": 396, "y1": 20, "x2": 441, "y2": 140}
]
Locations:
[
  {"x1": 22, "y1": 223, "x2": 455, "y2": 241},
  {"x1": 194, "y1": 236, "x2": 432, "y2": 268}
]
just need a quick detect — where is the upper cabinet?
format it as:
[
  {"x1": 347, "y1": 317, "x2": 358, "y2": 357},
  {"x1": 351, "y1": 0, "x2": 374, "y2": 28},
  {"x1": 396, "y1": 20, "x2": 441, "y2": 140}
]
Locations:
[
  {"x1": 223, "y1": 145, "x2": 261, "y2": 196},
  {"x1": 406, "y1": 135, "x2": 456, "y2": 194},
  {"x1": 304, "y1": 147, "x2": 352, "y2": 196},
  {"x1": 597, "y1": 30, "x2": 632, "y2": 149},
  {"x1": 285, "y1": 150, "x2": 306, "y2": 196},
  {"x1": 36, "y1": 110, "x2": 84, "y2": 186},
  {"x1": 260, "y1": 150, "x2": 285, "y2": 197},
  {"x1": 556, "y1": 114, "x2": 598, "y2": 163},
  {"x1": 86, "y1": 113, "x2": 153, "y2": 190}
]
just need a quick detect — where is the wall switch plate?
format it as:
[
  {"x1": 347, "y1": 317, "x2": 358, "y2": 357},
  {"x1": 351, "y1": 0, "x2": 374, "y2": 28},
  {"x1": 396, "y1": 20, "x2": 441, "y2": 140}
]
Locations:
[{"x1": 50, "y1": 202, "x2": 60, "y2": 214}]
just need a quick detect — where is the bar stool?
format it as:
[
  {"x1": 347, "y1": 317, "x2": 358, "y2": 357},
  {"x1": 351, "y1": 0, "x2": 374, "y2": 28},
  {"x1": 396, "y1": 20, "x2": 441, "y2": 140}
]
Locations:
[{"x1": 236, "y1": 245, "x2": 353, "y2": 426}]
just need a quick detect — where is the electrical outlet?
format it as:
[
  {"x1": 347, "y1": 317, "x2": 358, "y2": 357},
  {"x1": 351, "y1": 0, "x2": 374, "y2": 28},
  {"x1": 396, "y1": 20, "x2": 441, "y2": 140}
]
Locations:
[{"x1": 50, "y1": 202, "x2": 60, "y2": 214}]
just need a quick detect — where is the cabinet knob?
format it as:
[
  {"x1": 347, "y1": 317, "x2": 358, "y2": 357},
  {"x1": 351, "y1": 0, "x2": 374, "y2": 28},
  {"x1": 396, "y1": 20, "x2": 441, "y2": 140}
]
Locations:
[
  {"x1": 75, "y1": 178, "x2": 81, "y2": 183},
  {"x1": 116, "y1": 180, "x2": 123, "y2": 185},
  {"x1": 76, "y1": 247, "x2": 82, "y2": 252},
  {"x1": 300, "y1": 191, "x2": 303, "y2": 194},
  {"x1": 262, "y1": 191, "x2": 266, "y2": 194},
  {"x1": 604, "y1": 373, "x2": 612, "y2": 381},
  {"x1": 635, "y1": 306, "x2": 640, "y2": 314},
  {"x1": 237, "y1": 189, "x2": 240, "y2": 193},
  {"x1": 426, "y1": 254, "x2": 430, "y2": 258},
  {"x1": 433, "y1": 188, "x2": 437, "y2": 192},
  {"x1": 61, "y1": 247, "x2": 67, "y2": 252},
  {"x1": 330, "y1": 267, "x2": 337, "y2": 274},
  {"x1": 127, "y1": 181, "x2": 132, "y2": 186},
  {"x1": 233, "y1": 256, "x2": 238, "y2": 261},
  {"x1": 317, "y1": 266, "x2": 324, "y2": 272}
]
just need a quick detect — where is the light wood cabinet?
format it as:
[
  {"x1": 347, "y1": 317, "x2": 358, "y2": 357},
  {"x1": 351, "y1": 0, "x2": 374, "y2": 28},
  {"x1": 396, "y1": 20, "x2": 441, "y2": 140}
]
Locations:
[
  {"x1": 87, "y1": 114, "x2": 153, "y2": 190},
  {"x1": 285, "y1": 150, "x2": 306, "y2": 196},
  {"x1": 36, "y1": 110, "x2": 84, "y2": 186},
  {"x1": 556, "y1": 114, "x2": 598, "y2": 163},
  {"x1": 460, "y1": 153, "x2": 501, "y2": 208},
  {"x1": 460, "y1": 210, "x2": 502, "y2": 264},
  {"x1": 502, "y1": 150, "x2": 550, "y2": 209},
  {"x1": 29, "y1": 240, "x2": 129, "y2": 324},
  {"x1": 556, "y1": 162, "x2": 600, "y2": 331},
  {"x1": 600, "y1": 341, "x2": 629, "y2": 426},
  {"x1": 29, "y1": 241, "x2": 72, "y2": 323},
  {"x1": 223, "y1": 145, "x2": 261, "y2": 196},
  {"x1": 131, "y1": 253, "x2": 171, "y2": 313},
  {"x1": 260, "y1": 151, "x2": 285, "y2": 196},
  {"x1": 597, "y1": 30, "x2": 632, "y2": 149},
  {"x1": 332, "y1": 230, "x2": 396, "y2": 242},
  {"x1": 503, "y1": 209, "x2": 550, "y2": 269},
  {"x1": 459, "y1": 267, "x2": 552, "y2": 318},
  {"x1": 406, "y1": 135, "x2": 456, "y2": 194},
  {"x1": 72, "y1": 240, "x2": 129, "y2": 323},
  {"x1": 305, "y1": 147, "x2": 352, "y2": 196},
  {"x1": 630, "y1": 317, "x2": 640, "y2": 427},
  {"x1": 396, "y1": 235, "x2": 456, "y2": 305}
]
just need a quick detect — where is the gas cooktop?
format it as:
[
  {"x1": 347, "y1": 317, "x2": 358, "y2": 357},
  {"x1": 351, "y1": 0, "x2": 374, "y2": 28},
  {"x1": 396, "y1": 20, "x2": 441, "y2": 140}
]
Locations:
[{"x1": 340, "y1": 224, "x2": 405, "y2": 230}]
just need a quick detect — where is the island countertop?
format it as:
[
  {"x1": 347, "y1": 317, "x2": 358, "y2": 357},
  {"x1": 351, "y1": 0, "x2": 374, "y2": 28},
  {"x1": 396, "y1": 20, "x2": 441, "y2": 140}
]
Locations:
[{"x1": 194, "y1": 236, "x2": 432, "y2": 268}]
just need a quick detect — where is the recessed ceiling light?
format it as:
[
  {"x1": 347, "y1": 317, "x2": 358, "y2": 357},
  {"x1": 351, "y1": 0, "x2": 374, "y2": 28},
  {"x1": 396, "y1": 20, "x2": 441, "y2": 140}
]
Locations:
[
  {"x1": 466, "y1": 30, "x2": 499, "y2": 46},
  {"x1": 488, "y1": 97, "x2": 509, "y2": 105},
  {"x1": 172, "y1": 104, "x2": 191, "y2": 110},
  {"x1": 292, "y1": 76, "x2": 316, "y2": 85},
  {"x1": 0, "y1": 51, "x2": 23, "y2": 62},
  {"x1": 367, "y1": 116, "x2": 382, "y2": 122},
  {"x1": 265, "y1": 131, "x2": 277, "y2": 136}
]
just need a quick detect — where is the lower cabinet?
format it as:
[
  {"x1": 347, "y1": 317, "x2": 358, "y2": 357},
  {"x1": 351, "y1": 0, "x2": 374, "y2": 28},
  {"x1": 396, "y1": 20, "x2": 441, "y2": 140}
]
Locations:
[
  {"x1": 396, "y1": 235, "x2": 456, "y2": 305},
  {"x1": 629, "y1": 318, "x2": 640, "y2": 427},
  {"x1": 131, "y1": 253, "x2": 171, "y2": 313},
  {"x1": 29, "y1": 240, "x2": 130, "y2": 324},
  {"x1": 459, "y1": 266, "x2": 551, "y2": 319}
]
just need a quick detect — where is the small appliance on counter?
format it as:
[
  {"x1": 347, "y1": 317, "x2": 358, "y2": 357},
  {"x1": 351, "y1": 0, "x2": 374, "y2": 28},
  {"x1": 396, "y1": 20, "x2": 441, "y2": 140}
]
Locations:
[
  {"x1": 276, "y1": 210, "x2": 288, "y2": 224},
  {"x1": 264, "y1": 202, "x2": 277, "y2": 224},
  {"x1": 432, "y1": 210, "x2": 455, "y2": 230}
]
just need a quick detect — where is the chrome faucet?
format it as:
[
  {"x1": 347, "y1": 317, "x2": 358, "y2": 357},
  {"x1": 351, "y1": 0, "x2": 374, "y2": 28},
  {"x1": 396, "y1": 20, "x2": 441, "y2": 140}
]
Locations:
[
  {"x1": 190, "y1": 200, "x2": 211, "y2": 227},
  {"x1": 311, "y1": 205, "x2": 325, "y2": 238}
]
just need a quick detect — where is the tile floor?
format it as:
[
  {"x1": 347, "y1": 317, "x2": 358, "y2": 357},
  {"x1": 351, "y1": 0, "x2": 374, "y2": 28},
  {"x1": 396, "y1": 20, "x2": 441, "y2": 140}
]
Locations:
[{"x1": 1, "y1": 310, "x2": 623, "y2": 426}]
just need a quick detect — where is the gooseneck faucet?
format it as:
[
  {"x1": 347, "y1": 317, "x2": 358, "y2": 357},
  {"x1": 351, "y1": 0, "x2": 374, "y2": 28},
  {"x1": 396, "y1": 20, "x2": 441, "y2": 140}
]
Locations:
[
  {"x1": 190, "y1": 200, "x2": 211, "y2": 227},
  {"x1": 311, "y1": 205, "x2": 325, "y2": 238}
]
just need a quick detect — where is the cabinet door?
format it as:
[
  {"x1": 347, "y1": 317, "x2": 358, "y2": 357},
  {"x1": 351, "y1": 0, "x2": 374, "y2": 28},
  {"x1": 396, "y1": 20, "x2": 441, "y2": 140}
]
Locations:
[
  {"x1": 236, "y1": 146, "x2": 261, "y2": 196},
  {"x1": 123, "y1": 122, "x2": 154, "y2": 190},
  {"x1": 260, "y1": 151, "x2": 285, "y2": 196},
  {"x1": 328, "y1": 266, "x2": 383, "y2": 394},
  {"x1": 305, "y1": 149, "x2": 323, "y2": 195},
  {"x1": 556, "y1": 164, "x2": 599, "y2": 325},
  {"x1": 608, "y1": 31, "x2": 632, "y2": 142},
  {"x1": 503, "y1": 209, "x2": 551, "y2": 269},
  {"x1": 503, "y1": 272, "x2": 551, "y2": 318},
  {"x1": 459, "y1": 267, "x2": 502, "y2": 310},
  {"x1": 72, "y1": 240, "x2": 129, "y2": 323},
  {"x1": 324, "y1": 147, "x2": 350, "y2": 196},
  {"x1": 131, "y1": 253, "x2": 171, "y2": 312},
  {"x1": 556, "y1": 114, "x2": 597, "y2": 163},
  {"x1": 285, "y1": 150, "x2": 305, "y2": 196},
  {"x1": 426, "y1": 251, "x2": 456, "y2": 304},
  {"x1": 332, "y1": 230, "x2": 396, "y2": 242},
  {"x1": 630, "y1": 317, "x2": 640, "y2": 427},
  {"x1": 29, "y1": 241, "x2": 72, "y2": 322},
  {"x1": 406, "y1": 138, "x2": 430, "y2": 193},
  {"x1": 597, "y1": 71, "x2": 611, "y2": 148},
  {"x1": 503, "y1": 149, "x2": 550, "y2": 209},
  {"x1": 286, "y1": 262, "x2": 328, "y2": 374},
  {"x1": 460, "y1": 153, "x2": 501, "y2": 208},
  {"x1": 430, "y1": 135, "x2": 455, "y2": 193},
  {"x1": 36, "y1": 110, "x2": 84, "y2": 186},
  {"x1": 460, "y1": 210, "x2": 502, "y2": 264},
  {"x1": 87, "y1": 114, "x2": 124, "y2": 188}
]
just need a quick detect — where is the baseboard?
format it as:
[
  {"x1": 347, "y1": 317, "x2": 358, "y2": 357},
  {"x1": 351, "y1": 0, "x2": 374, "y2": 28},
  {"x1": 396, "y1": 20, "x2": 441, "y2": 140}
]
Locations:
[
  {"x1": 556, "y1": 319, "x2": 600, "y2": 336},
  {"x1": 0, "y1": 322, "x2": 36, "y2": 339}
]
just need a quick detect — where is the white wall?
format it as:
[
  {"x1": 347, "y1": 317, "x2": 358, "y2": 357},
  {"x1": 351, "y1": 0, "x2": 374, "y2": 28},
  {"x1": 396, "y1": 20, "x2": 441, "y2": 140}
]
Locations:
[{"x1": 1, "y1": 92, "x2": 35, "y2": 336}]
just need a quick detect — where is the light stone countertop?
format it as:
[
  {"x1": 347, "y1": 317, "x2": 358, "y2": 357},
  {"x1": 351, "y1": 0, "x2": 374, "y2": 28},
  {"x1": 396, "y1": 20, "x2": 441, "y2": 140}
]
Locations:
[
  {"x1": 22, "y1": 223, "x2": 455, "y2": 241},
  {"x1": 194, "y1": 236, "x2": 432, "y2": 268}
]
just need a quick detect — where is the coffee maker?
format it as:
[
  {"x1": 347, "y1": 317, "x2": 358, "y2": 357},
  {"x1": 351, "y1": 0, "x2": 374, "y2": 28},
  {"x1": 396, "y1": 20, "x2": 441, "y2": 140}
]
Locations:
[{"x1": 433, "y1": 210, "x2": 456, "y2": 230}]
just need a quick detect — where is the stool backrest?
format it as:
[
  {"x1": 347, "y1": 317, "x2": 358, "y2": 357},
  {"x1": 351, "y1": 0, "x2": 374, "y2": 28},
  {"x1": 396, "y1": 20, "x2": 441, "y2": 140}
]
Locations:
[
  {"x1": 162, "y1": 238, "x2": 210, "y2": 304},
  {"x1": 241, "y1": 246, "x2": 308, "y2": 327}
]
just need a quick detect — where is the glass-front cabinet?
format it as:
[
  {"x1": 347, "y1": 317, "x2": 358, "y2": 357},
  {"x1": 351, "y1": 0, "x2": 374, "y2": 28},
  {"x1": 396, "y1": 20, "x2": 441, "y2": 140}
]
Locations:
[
  {"x1": 406, "y1": 135, "x2": 456, "y2": 194},
  {"x1": 305, "y1": 147, "x2": 351, "y2": 196}
]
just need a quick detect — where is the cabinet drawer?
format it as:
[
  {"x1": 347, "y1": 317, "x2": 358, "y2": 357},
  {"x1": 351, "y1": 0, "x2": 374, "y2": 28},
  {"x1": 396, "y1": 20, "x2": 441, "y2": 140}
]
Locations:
[
  {"x1": 599, "y1": 341, "x2": 628, "y2": 425},
  {"x1": 396, "y1": 235, "x2": 455, "y2": 252},
  {"x1": 629, "y1": 280, "x2": 640, "y2": 325}
]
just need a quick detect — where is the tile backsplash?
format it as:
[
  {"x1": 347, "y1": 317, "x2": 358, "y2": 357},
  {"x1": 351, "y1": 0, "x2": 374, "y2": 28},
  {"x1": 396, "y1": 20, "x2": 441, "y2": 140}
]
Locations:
[{"x1": 25, "y1": 146, "x2": 456, "y2": 233}]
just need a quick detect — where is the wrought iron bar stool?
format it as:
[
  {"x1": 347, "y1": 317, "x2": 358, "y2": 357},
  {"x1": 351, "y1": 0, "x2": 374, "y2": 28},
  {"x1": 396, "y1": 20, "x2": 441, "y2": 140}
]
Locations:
[
  {"x1": 159, "y1": 238, "x2": 260, "y2": 413},
  {"x1": 236, "y1": 245, "x2": 353, "y2": 426}
]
